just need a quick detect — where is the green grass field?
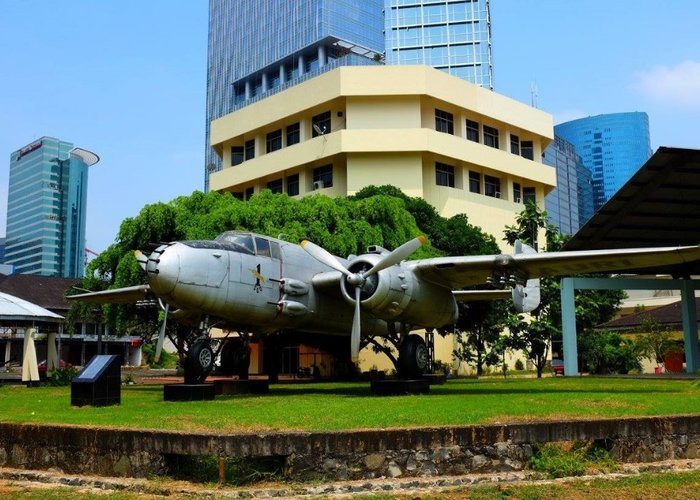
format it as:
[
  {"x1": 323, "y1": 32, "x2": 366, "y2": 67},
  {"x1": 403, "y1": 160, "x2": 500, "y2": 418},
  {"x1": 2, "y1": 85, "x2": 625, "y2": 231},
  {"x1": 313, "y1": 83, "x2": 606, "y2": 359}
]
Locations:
[{"x1": 0, "y1": 377, "x2": 699, "y2": 433}]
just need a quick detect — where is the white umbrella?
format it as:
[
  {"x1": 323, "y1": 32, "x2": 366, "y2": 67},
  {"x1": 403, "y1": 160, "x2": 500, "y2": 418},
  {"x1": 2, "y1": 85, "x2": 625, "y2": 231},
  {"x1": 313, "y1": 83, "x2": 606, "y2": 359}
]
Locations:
[
  {"x1": 21, "y1": 327, "x2": 40, "y2": 385},
  {"x1": 47, "y1": 332, "x2": 58, "y2": 372}
]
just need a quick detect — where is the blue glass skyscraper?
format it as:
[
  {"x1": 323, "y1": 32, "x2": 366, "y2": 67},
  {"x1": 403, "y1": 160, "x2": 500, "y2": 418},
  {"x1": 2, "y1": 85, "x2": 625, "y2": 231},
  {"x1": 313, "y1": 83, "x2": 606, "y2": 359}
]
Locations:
[
  {"x1": 555, "y1": 112, "x2": 652, "y2": 212},
  {"x1": 205, "y1": 0, "x2": 385, "y2": 189},
  {"x1": 5, "y1": 137, "x2": 98, "y2": 277},
  {"x1": 384, "y1": 0, "x2": 493, "y2": 89},
  {"x1": 543, "y1": 135, "x2": 585, "y2": 235}
]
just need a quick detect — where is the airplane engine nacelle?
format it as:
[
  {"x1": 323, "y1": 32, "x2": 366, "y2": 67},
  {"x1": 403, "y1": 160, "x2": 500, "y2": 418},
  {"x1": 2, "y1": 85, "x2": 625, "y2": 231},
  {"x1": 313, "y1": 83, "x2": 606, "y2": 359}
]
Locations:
[{"x1": 340, "y1": 256, "x2": 458, "y2": 328}]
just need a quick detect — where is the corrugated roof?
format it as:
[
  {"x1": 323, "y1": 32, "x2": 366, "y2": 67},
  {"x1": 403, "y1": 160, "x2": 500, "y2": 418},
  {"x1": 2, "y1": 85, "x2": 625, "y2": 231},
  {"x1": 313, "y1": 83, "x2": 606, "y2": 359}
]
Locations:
[
  {"x1": 598, "y1": 299, "x2": 700, "y2": 331},
  {"x1": 565, "y1": 147, "x2": 700, "y2": 275},
  {"x1": 0, "y1": 291, "x2": 63, "y2": 322}
]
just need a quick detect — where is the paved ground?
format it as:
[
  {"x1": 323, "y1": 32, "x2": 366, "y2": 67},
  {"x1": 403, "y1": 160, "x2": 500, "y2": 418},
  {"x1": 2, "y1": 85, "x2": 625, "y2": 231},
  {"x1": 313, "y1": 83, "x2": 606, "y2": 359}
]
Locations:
[{"x1": 2, "y1": 459, "x2": 700, "y2": 498}]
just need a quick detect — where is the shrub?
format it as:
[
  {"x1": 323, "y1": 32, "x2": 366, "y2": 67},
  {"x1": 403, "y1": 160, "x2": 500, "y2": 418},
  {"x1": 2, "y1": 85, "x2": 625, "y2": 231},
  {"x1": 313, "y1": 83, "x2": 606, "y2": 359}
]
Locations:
[
  {"x1": 530, "y1": 442, "x2": 616, "y2": 478},
  {"x1": 142, "y1": 344, "x2": 178, "y2": 369},
  {"x1": 46, "y1": 366, "x2": 79, "y2": 386},
  {"x1": 514, "y1": 359, "x2": 525, "y2": 371}
]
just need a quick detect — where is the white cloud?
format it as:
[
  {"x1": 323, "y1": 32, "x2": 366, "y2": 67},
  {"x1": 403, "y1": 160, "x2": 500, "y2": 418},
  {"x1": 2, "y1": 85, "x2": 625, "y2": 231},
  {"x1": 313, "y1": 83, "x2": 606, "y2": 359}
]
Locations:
[{"x1": 632, "y1": 60, "x2": 700, "y2": 108}]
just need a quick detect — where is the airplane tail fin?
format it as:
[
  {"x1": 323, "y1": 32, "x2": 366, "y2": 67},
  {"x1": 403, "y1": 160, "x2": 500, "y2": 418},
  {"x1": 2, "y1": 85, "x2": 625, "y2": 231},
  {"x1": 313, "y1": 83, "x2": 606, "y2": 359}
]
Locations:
[{"x1": 512, "y1": 240, "x2": 540, "y2": 313}]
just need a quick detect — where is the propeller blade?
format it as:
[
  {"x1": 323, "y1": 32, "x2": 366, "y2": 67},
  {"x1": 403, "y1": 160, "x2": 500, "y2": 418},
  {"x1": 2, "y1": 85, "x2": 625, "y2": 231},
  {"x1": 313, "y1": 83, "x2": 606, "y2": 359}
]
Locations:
[
  {"x1": 134, "y1": 250, "x2": 148, "y2": 271},
  {"x1": 365, "y1": 235, "x2": 426, "y2": 276},
  {"x1": 154, "y1": 303, "x2": 169, "y2": 363},
  {"x1": 300, "y1": 240, "x2": 352, "y2": 276},
  {"x1": 350, "y1": 286, "x2": 362, "y2": 362}
]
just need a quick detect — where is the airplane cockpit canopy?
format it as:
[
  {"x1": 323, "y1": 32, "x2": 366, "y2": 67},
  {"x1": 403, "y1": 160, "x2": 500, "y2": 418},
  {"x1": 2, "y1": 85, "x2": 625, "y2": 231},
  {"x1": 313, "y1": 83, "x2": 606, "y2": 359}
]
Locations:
[{"x1": 181, "y1": 232, "x2": 281, "y2": 259}]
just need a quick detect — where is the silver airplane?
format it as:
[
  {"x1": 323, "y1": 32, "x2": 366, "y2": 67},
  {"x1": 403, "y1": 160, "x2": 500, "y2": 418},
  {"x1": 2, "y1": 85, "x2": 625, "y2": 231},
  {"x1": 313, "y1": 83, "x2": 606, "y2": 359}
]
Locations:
[{"x1": 69, "y1": 231, "x2": 700, "y2": 383}]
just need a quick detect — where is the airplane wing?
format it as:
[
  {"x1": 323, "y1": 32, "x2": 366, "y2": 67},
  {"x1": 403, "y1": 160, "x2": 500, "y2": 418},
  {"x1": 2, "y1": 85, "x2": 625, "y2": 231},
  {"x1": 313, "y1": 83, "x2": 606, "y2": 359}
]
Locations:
[
  {"x1": 66, "y1": 284, "x2": 152, "y2": 304},
  {"x1": 453, "y1": 290, "x2": 511, "y2": 301},
  {"x1": 409, "y1": 245, "x2": 700, "y2": 290}
]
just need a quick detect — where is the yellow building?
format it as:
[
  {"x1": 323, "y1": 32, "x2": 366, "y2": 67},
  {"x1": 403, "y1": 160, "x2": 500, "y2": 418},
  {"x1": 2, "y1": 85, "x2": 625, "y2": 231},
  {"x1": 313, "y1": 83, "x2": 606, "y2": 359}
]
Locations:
[{"x1": 209, "y1": 65, "x2": 555, "y2": 375}]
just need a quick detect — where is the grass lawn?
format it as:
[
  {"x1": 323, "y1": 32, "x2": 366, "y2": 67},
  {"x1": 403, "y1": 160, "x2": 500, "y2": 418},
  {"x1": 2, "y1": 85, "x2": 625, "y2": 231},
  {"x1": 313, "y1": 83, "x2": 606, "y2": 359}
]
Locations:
[{"x1": 0, "y1": 377, "x2": 699, "y2": 433}]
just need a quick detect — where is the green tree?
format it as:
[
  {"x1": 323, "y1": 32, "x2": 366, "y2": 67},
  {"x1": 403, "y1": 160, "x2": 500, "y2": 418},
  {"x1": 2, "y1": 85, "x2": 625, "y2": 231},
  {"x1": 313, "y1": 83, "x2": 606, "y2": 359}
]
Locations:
[
  {"x1": 578, "y1": 330, "x2": 641, "y2": 374},
  {"x1": 503, "y1": 202, "x2": 624, "y2": 377}
]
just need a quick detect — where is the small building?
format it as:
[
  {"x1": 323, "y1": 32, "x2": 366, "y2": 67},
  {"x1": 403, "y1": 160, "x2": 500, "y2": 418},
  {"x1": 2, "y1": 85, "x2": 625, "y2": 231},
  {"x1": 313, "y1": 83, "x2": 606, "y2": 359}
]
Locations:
[{"x1": 0, "y1": 274, "x2": 141, "y2": 369}]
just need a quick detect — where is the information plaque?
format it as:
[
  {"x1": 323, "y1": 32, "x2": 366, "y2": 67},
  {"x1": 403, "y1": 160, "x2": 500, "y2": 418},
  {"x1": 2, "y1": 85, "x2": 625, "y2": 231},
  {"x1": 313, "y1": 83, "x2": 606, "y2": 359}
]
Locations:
[{"x1": 71, "y1": 354, "x2": 121, "y2": 407}]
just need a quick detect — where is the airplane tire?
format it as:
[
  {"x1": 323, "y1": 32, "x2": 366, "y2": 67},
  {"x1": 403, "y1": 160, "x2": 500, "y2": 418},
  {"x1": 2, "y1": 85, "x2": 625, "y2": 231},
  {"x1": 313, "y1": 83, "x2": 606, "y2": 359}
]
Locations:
[
  {"x1": 186, "y1": 339, "x2": 214, "y2": 383},
  {"x1": 397, "y1": 334, "x2": 429, "y2": 378},
  {"x1": 219, "y1": 340, "x2": 251, "y2": 379}
]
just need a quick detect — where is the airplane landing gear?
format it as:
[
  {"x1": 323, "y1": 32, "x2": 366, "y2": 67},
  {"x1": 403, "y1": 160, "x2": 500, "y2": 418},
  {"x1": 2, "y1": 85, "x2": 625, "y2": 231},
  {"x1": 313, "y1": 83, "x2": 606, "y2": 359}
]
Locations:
[
  {"x1": 397, "y1": 334, "x2": 429, "y2": 378},
  {"x1": 184, "y1": 338, "x2": 214, "y2": 384}
]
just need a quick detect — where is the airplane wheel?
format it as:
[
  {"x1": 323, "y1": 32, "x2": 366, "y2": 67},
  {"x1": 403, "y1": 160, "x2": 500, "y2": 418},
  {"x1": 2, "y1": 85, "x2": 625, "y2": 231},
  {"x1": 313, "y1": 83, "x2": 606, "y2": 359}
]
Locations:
[
  {"x1": 220, "y1": 340, "x2": 251, "y2": 379},
  {"x1": 186, "y1": 339, "x2": 214, "y2": 383},
  {"x1": 397, "y1": 334, "x2": 429, "y2": 378}
]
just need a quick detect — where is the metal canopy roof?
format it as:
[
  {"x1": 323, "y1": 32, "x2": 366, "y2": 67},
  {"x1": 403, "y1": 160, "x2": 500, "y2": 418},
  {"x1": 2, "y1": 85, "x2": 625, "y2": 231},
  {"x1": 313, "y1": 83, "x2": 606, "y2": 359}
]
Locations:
[
  {"x1": 0, "y1": 291, "x2": 64, "y2": 323},
  {"x1": 564, "y1": 147, "x2": 700, "y2": 275}
]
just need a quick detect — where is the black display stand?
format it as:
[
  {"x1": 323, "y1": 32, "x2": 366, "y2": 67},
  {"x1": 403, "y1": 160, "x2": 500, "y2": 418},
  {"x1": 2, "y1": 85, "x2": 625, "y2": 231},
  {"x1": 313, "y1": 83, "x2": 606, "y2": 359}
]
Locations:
[
  {"x1": 214, "y1": 379, "x2": 270, "y2": 395},
  {"x1": 423, "y1": 373, "x2": 447, "y2": 385},
  {"x1": 370, "y1": 379, "x2": 430, "y2": 396},
  {"x1": 71, "y1": 355, "x2": 121, "y2": 407},
  {"x1": 163, "y1": 383, "x2": 216, "y2": 401}
]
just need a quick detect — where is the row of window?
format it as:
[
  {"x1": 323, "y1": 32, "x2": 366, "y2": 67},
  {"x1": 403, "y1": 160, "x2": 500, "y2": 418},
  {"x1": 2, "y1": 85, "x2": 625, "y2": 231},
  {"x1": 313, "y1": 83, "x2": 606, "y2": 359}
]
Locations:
[
  {"x1": 235, "y1": 165, "x2": 334, "y2": 201},
  {"x1": 230, "y1": 111, "x2": 331, "y2": 166},
  {"x1": 435, "y1": 162, "x2": 536, "y2": 203},
  {"x1": 435, "y1": 109, "x2": 535, "y2": 160}
]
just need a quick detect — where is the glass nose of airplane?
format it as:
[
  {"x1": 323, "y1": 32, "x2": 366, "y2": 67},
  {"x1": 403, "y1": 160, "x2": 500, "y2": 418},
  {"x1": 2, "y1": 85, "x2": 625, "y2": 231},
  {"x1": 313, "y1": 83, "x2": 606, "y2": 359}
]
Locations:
[{"x1": 145, "y1": 243, "x2": 179, "y2": 296}]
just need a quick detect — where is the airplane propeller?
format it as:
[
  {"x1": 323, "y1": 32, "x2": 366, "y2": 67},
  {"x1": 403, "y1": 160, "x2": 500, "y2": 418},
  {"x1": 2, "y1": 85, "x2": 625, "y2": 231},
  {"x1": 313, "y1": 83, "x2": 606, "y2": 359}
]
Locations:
[
  {"x1": 301, "y1": 236, "x2": 426, "y2": 362},
  {"x1": 154, "y1": 301, "x2": 169, "y2": 363}
]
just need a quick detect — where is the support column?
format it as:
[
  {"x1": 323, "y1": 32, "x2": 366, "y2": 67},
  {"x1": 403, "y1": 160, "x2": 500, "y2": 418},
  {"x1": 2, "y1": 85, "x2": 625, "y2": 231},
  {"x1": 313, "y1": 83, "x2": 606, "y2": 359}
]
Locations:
[
  {"x1": 47, "y1": 332, "x2": 58, "y2": 371},
  {"x1": 561, "y1": 277, "x2": 579, "y2": 376},
  {"x1": 261, "y1": 73, "x2": 268, "y2": 93},
  {"x1": 4, "y1": 340, "x2": 11, "y2": 370},
  {"x1": 680, "y1": 279, "x2": 700, "y2": 373},
  {"x1": 244, "y1": 80, "x2": 251, "y2": 100},
  {"x1": 279, "y1": 64, "x2": 286, "y2": 84},
  {"x1": 298, "y1": 55, "x2": 305, "y2": 76}
]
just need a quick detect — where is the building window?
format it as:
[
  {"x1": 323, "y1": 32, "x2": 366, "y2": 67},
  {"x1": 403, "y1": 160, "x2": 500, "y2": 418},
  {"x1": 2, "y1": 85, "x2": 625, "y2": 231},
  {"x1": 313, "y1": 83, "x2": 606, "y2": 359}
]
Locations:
[
  {"x1": 484, "y1": 175, "x2": 501, "y2": 198},
  {"x1": 286, "y1": 122, "x2": 300, "y2": 146},
  {"x1": 484, "y1": 125, "x2": 499, "y2": 149},
  {"x1": 266, "y1": 129, "x2": 282, "y2": 153},
  {"x1": 466, "y1": 119, "x2": 479, "y2": 142},
  {"x1": 312, "y1": 111, "x2": 331, "y2": 137},
  {"x1": 231, "y1": 146, "x2": 244, "y2": 166},
  {"x1": 469, "y1": 171, "x2": 481, "y2": 193},
  {"x1": 521, "y1": 141, "x2": 534, "y2": 160},
  {"x1": 435, "y1": 162, "x2": 455, "y2": 187},
  {"x1": 523, "y1": 187, "x2": 536, "y2": 205},
  {"x1": 267, "y1": 178, "x2": 283, "y2": 194},
  {"x1": 231, "y1": 192, "x2": 244, "y2": 201},
  {"x1": 435, "y1": 109, "x2": 454, "y2": 134},
  {"x1": 513, "y1": 182, "x2": 522, "y2": 203},
  {"x1": 313, "y1": 164, "x2": 333, "y2": 188},
  {"x1": 510, "y1": 134, "x2": 520, "y2": 155},
  {"x1": 245, "y1": 186, "x2": 255, "y2": 200},
  {"x1": 286, "y1": 174, "x2": 299, "y2": 196},
  {"x1": 244, "y1": 139, "x2": 255, "y2": 160}
]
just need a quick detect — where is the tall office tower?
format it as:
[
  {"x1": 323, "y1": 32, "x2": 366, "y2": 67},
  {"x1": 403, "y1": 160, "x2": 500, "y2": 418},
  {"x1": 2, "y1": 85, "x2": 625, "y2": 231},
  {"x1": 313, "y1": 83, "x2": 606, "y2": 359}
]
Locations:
[
  {"x1": 5, "y1": 137, "x2": 99, "y2": 277},
  {"x1": 555, "y1": 112, "x2": 652, "y2": 212},
  {"x1": 384, "y1": 0, "x2": 493, "y2": 89},
  {"x1": 543, "y1": 135, "x2": 586, "y2": 235},
  {"x1": 576, "y1": 162, "x2": 594, "y2": 228},
  {"x1": 205, "y1": 0, "x2": 385, "y2": 190}
]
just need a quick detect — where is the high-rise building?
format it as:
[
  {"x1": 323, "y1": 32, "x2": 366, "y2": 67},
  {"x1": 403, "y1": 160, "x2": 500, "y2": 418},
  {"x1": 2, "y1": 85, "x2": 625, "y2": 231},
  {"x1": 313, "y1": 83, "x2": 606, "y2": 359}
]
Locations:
[
  {"x1": 555, "y1": 112, "x2": 652, "y2": 212},
  {"x1": 543, "y1": 135, "x2": 585, "y2": 236},
  {"x1": 5, "y1": 137, "x2": 98, "y2": 277},
  {"x1": 205, "y1": 0, "x2": 385, "y2": 189},
  {"x1": 384, "y1": 0, "x2": 493, "y2": 89}
]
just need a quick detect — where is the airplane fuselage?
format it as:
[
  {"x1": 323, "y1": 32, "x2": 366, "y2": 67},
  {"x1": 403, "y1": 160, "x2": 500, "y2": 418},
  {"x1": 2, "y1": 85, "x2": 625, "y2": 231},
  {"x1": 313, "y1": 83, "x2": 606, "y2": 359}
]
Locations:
[{"x1": 145, "y1": 232, "x2": 458, "y2": 336}]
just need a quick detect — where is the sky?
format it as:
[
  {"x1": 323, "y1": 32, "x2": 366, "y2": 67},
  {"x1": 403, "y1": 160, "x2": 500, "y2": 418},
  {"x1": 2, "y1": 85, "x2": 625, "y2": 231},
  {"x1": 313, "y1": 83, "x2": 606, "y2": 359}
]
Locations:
[{"x1": 1, "y1": 1, "x2": 699, "y2": 254}]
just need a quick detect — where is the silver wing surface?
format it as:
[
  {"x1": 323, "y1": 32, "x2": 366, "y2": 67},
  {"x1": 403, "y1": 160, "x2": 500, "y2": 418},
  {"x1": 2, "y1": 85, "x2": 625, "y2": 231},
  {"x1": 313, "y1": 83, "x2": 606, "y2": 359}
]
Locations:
[
  {"x1": 410, "y1": 245, "x2": 700, "y2": 290},
  {"x1": 67, "y1": 285, "x2": 152, "y2": 304}
]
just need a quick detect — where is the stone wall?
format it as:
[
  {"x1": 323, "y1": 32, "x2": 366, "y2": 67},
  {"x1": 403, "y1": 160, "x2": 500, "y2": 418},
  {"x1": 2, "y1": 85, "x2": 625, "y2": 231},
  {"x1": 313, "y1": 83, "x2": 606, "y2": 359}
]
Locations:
[{"x1": 1, "y1": 416, "x2": 700, "y2": 480}]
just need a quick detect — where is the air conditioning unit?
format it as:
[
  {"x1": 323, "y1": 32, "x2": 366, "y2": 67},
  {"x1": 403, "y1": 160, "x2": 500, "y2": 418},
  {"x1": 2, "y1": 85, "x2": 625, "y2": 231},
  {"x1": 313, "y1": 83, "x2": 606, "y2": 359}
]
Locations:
[{"x1": 313, "y1": 180, "x2": 325, "y2": 190}]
